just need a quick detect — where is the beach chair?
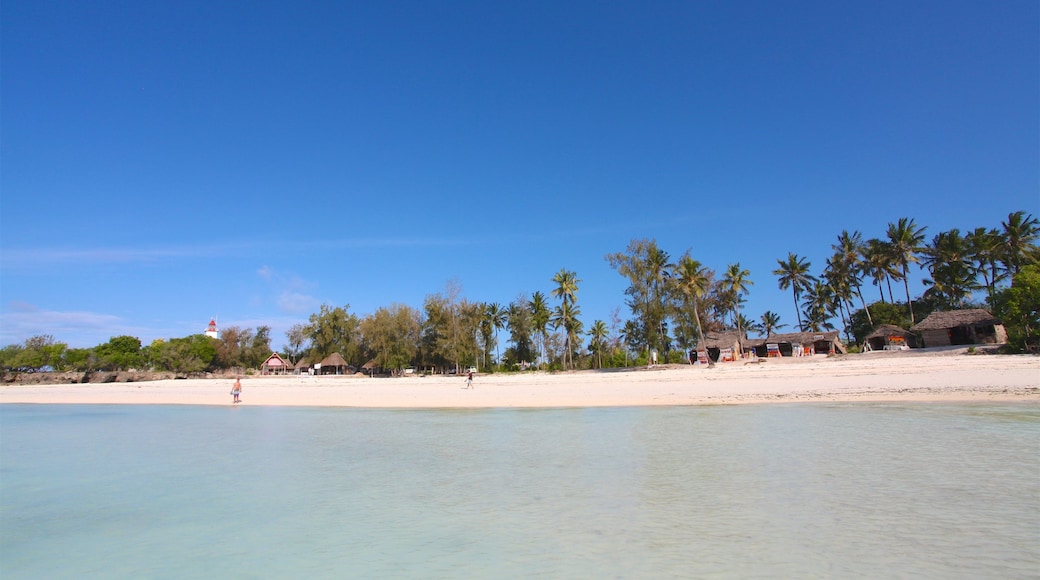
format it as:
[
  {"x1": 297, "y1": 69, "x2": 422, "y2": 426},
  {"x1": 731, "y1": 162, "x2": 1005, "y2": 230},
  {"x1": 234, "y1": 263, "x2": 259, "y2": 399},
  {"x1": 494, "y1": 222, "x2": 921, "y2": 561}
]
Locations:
[
  {"x1": 697, "y1": 350, "x2": 710, "y2": 364},
  {"x1": 720, "y1": 348, "x2": 733, "y2": 362}
]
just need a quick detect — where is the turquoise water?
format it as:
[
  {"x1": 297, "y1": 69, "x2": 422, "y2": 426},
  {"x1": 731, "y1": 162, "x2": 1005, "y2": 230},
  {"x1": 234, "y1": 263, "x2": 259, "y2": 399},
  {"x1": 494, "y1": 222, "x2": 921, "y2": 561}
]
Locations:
[{"x1": 1, "y1": 403, "x2": 1038, "y2": 578}]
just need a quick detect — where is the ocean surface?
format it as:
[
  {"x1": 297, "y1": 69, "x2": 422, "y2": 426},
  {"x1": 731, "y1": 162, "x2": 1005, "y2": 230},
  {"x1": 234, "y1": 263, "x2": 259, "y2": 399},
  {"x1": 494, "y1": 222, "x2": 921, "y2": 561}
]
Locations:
[{"x1": 1, "y1": 403, "x2": 1037, "y2": 578}]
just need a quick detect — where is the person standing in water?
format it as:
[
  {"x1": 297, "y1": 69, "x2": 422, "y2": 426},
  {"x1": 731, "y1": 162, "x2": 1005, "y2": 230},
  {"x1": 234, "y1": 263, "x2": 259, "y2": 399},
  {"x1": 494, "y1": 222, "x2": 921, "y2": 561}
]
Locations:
[{"x1": 231, "y1": 377, "x2": 242, "y2": 404}]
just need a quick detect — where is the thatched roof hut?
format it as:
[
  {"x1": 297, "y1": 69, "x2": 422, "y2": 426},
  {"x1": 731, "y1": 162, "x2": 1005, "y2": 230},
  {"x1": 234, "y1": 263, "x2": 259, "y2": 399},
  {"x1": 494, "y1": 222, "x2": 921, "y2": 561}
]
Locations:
[
  {"x1": 747, "y1": 331, "x2": 846, "y2": 357},
  {"x1": 865, "y1": 324, "x2": 918, "y2": 351},
  {"x1": 910, "y1": 309, "x2": 1007, "y2": 347},
  {"x1": 698, "y1": 331, "x2": 743, "y2": 362},
  {"x1": 260, "y1": 353, "x2": 292, "y2": 375},
  {"x1": 317, "y1": 352, "x2": 353, "y2": 375}
]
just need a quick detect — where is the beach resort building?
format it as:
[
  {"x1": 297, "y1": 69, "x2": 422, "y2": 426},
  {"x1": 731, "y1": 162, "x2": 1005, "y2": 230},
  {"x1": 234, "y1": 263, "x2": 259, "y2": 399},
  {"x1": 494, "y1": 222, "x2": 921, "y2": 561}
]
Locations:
[
  {"x1": 260, "y1": 353, "x2": 292, "y2": 375},
  {"x1": 748, "y1": 331, "x2": 847, "y2": 357},
  {"x1": 697, "y1": 331, "x2": 744, "y2": 363},
  {"x1": 864, "y1": 324, "x2": 918, "y2": 351},
  {"x1": 910, "y1": 309, "x2": 1007, "y2": 347},
  {"x1": 317, "y1": 353, "x2": 353, "y2": 375}
]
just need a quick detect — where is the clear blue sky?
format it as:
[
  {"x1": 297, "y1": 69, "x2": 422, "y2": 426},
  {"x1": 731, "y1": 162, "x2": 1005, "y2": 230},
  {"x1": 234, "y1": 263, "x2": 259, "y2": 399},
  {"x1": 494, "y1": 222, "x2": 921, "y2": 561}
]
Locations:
[{"x1": 2, "y1": 0, "x2": 1037, "y2": 348}]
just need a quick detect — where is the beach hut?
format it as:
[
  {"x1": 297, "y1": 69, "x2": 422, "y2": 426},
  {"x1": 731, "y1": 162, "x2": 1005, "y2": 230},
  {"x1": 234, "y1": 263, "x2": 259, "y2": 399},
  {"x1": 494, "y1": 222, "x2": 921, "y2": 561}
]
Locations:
[
  {"x1": 700, "y1": 331, "x2": 743, "y2": 362},
  {"x1": 292, "y1": 359, "x2": 312, "y2": 375},
  {"x1": 865, "y1": 324, "x2": 918, "y2": 351},
  {"x1": 318, "y1": 353, "x2": 353, "y2": 375},
  {"x1": 910, "y1": 309, "x2": 1007, "y2": 347},
  {"x1": 260, "y1": 353, "x2": 292, "y2": 375},
  {"x1": 751, "y1": 331, "x2": 846, "y2": 357}
]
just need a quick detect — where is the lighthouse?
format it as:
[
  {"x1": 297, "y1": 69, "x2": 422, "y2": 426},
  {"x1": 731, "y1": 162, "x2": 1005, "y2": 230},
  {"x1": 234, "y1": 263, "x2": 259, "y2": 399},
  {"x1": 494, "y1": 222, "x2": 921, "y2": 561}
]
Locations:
[{"x1": 204, "y1": 318, "x2": 219, "y2": 339}]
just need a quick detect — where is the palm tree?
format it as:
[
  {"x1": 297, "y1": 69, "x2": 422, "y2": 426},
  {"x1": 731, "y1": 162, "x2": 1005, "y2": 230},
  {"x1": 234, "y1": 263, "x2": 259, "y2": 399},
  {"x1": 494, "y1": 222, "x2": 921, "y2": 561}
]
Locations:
[
  {"x1": 823, "y1": 255, "x2": 854, "y2": 341},
  {"x1": 833, "y1": 230, "x2": 872, "y2": 326},
  {"x1": 886, "y1": 217, "x2": 927, "y2": 324},
  {"x1": 588, "y1": 320, "x2": 609, "y2": 369},
  {"x1": 966, "y1": 227, "x2": 1006, "y2": 307},
  {"x1": 550, "y1": 269, "x2": 581, "y2": 369},
  {"x1": 801, "y1": 280, "x2": 837, "y2": 332},
  {"x1": 722, "y1": 263, "x2": 752, "y2": 353},
  {"x1": 773, "y1": 253, "x2": 816, "y2": 331},
  {"x1": 529, "y1": 291, "x2": 550, "y2": 367},
  {"x1": 645, "y1": 245, "x2": 674, "y2": 354},
  {"x1": 485, "y1": 302, "x2": 507, "y2": 368},
  {"x1": 551, "y1": 301, "x2": 583, "y2": 369},
  {"x1": 675, "y1": 255, "x2": 711, "y2": 357},
  {"x1": 759, "y1": 311, "x2": 786, "y2": 337},
  {"x1": 863, "y1": 238, "x2": 897, "y2": 303},
  {"x1": 735, "y1": 313, "x2": 763, "y2": 337},
  {"x1": 1000, "y1": 210, "x2": 1040, "y2": 276},
  {"x1": 921, "y1": 229, "x2": 980, "y2": 308}
]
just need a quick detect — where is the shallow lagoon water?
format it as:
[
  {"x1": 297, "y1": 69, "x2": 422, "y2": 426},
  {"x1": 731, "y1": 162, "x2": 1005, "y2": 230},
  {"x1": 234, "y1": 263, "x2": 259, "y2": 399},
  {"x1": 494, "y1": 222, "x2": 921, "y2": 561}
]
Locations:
[{"x1": 2, "y1": 403, "x2": 1038, "y2": 578}]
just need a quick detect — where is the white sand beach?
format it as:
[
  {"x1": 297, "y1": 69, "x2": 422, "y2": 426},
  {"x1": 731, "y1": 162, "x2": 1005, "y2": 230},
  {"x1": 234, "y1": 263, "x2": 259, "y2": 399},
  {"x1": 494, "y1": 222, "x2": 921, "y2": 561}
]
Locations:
[{"x1": 2, "y1": 351, "x2": 1037, "y2": 408}]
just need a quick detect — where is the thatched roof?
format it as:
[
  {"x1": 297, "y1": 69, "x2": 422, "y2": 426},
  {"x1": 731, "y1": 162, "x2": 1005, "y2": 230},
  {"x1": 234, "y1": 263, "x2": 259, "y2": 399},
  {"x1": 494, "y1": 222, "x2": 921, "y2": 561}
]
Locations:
[
  {"x1": 319, "y1": 352, "x2": 350, "y2": 367},
  {"x1": 866, "y1": 324, "x2": 913, "y2": 339},
  {"x1": 700, "y1": 331, "x2": 742, "y2": 349},
  {"x1": 748, "y1": 330, "x2": 842, "y2": 346},
  {"x1": 911, "y1": 309, "x2": 1002, "y2": 331}
]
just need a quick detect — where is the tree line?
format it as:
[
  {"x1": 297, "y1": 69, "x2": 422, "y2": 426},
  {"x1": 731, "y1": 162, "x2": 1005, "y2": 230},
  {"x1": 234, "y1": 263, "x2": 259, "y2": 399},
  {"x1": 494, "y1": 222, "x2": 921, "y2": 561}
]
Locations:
[{"x1": 3, "y1": 211, "x2": 1037, "y2": 374}]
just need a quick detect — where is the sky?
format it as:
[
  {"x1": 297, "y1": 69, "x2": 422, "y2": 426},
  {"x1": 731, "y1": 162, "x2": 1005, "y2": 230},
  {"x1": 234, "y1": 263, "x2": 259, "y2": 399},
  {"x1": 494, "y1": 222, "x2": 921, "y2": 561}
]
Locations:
[{"x1": 2, "y1": 0, "x2": 1037, "y2": 349}]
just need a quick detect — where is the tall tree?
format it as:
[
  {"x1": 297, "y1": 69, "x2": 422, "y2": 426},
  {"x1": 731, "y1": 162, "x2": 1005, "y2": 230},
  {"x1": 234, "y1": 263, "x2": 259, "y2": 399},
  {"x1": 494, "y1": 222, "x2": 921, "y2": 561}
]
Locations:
[
  {"x1": 759, "y1": 311, "x2": 786, "y2": 337},
  {"x1": 773, "y1": 253, "x2": 816, "y2": 331},
  {"x1": 674, "y1": 255, "x2": 712, "y2": 352},
  {"x1": 722, "y1": 263, "x2": 752, "y2": 352},
  {"x1": 823, "y1": 256, "x2": 854, "y2": 341},
  {"x1": 550, "y1": 269, "x2": 582, "y2": 369},
  {"x1": 486, "y1": 302, "x2": 507, "y2": 366},
  {"x1": 360, "y1": 304, "x2": 422, "y2": 374},
  {"x1": 863, "y1": 238, "x2": 897, "y2": 303},
  {"x1": 305, "y1": 304, "x2": 362, "y2": 364},
  {"x1": 886, "y1": 217, "x2": 927, "y2": 324},
  {"x1": 1000, "y1": 210, "x2": 1040, "y2": 276},
  {"x1": 587, "y1": 320, "x2": 609, "y2": 369},
  {"x1": 283, "y1": 323, "x2": 308, "y2": 364},
  {"x1": 529, "y1": 291, "x2": 551, "y2": 368},
  {"x1": 505, "y1": 296, "x2": 534, "y2": 367},
  {"x1": 833, "y1": 230, "x2": 872, "y2": 326},
  {"x1": 922, "y1": 229, "x2": 980, "y2": 309},
  {"x1": 802, "y1": 280, "x2": 837, "y2": 333},
  {"x1": 606, "y1": 239, "x2": 674, "y2": 355},
  {"x1": 967, "y1": 227, "x2": 1006, "y2": 307}
]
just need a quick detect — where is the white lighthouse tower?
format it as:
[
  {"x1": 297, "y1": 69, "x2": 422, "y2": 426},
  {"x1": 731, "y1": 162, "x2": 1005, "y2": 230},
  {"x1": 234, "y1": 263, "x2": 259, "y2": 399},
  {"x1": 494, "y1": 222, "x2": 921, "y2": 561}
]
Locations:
[{"x1": 204, "y1": 318, "x2": 219, "y2": 339}]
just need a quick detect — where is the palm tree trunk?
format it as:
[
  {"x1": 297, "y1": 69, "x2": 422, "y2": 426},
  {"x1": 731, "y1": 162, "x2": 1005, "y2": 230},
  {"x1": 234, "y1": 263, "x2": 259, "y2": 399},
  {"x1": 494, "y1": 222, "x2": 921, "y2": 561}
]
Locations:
[
  {"x1": 902, "y1": 265, "x2": 916, "y2": 324},
  {"x1": 854, "y1": 281, "x2": 873, "y2": 326},
  {"x1": 792, "y1": 287, "x2": 803, "y2": 330}
]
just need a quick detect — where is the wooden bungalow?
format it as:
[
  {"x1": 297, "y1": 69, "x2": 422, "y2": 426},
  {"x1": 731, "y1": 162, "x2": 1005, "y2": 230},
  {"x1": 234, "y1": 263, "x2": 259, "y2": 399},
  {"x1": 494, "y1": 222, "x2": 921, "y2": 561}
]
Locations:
[
  {"x1": 748, "y1": 331, "x2": 846, "y2": 357},
  {"x1": 260, "y1": 353, "x2": 292, "y2": 375},
  {"x1": 910, "y1": 309, "x2": 1007, "y2": 347},
  {"x1": 865, "y1": 324, "x2": 918, "y2": 351},
  {"x1": 317, "y1": 352, "x2": 353, "y2": 375}
]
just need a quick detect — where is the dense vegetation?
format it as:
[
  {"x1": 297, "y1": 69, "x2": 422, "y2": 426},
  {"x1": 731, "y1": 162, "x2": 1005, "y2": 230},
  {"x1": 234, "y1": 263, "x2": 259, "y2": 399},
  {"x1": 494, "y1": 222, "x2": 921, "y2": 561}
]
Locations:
[{"x1": 3, "y1": 211, "x2": 1037, "y2": 375}]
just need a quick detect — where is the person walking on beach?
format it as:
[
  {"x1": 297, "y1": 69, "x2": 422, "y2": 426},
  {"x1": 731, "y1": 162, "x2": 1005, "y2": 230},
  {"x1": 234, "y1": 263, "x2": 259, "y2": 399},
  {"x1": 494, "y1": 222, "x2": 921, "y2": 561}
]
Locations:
[
  {"x1": 465, "y1": 370, "x2": 474, "y2": 389},
  {"x1": 231, "y1": 377, "x2": 242, "y2": 404}
]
